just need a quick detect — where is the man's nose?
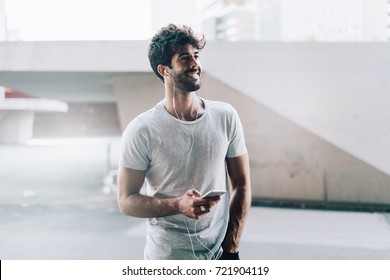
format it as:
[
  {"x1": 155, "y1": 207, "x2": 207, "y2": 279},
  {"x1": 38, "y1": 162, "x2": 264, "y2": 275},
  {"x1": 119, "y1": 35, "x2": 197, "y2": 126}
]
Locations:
[{"x1": 188, "y1": 56, "x2": 200, "y2": 68}]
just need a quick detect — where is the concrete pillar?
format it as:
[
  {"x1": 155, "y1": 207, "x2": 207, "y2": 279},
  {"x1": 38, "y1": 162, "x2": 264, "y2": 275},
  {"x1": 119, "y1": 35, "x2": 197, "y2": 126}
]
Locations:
[
  {"x1": 111, "y1": 73, "x2": 163, "y2": 130},
  {"x1": 0, "y1": 110, "x2": 34, "y2": 144}
]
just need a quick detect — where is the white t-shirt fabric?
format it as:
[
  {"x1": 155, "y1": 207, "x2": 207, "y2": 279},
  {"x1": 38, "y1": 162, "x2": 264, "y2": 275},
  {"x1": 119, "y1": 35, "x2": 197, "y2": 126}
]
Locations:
[{"x1": 119, "y1": 97, "x2": 247, "y2": 260}]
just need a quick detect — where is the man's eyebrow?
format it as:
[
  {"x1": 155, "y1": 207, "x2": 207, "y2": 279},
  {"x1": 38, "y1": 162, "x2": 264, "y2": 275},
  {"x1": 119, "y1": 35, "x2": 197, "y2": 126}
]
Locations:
[{"x1": 178, "y1": 51, "x2": 200, "y2": 57}]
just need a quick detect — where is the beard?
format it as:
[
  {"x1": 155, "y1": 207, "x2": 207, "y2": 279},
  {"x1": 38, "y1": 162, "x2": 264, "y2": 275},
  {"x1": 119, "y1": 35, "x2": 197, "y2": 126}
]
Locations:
[{"x1": 171, "y1": 70, "x2": 201, "y2": 92}]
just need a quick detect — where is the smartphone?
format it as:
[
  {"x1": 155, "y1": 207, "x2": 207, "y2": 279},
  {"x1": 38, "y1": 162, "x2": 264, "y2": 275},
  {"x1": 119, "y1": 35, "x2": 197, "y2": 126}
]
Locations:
[{"x1": 201, "y1": 190, "x2": 226, "y2": 199}]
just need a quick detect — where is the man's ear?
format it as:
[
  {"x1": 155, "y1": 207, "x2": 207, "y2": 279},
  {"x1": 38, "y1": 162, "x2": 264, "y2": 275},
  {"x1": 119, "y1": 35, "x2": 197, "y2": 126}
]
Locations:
[{"x1": 157, "y1": 65, "x2": 169, "y2": 77}]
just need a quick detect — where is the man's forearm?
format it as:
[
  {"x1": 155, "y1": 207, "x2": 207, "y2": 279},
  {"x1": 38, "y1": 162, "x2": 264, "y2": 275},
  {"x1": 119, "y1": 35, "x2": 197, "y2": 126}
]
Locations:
[
  {"x1": 118, "y1": 193, "x2": 180, "y2": 218},
  {"x1": 222, "y1": 182, "x2": 251, "y2": 253},
  {"x1": 118, "y1": 189, "x2": 218, "y2": 220}
]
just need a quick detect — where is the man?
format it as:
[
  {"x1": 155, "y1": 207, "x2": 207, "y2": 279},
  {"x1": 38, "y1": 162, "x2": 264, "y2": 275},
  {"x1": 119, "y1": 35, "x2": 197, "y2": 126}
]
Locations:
[{"x1": 117, "y1": 24, "x2": 251, "y2": 260}]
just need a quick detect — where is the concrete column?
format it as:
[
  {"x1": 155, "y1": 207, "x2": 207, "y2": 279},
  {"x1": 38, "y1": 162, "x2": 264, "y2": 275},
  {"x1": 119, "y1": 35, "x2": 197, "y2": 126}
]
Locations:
[
  {"x1": 0, "y1": 110, "x2": 34, "y2": 144},
  {"x1": 111, "y1": 72, "x2": 163, "y2": 130}
]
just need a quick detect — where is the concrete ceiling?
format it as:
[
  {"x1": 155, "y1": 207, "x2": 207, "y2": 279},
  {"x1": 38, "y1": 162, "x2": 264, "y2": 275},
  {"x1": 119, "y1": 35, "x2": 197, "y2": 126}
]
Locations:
[{"x1": 0, "y1": 71, "x2": 123, "y2": 103}]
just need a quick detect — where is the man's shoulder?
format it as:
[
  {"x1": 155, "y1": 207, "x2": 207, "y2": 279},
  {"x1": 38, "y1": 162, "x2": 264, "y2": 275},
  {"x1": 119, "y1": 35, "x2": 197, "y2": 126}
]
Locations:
[
  {"x1": 205, "y1": 99, "x2": 236, "y2": 116},
  {"x1": 206, "y1": 99, "x2": 234, "y2": 111},
  {"x1": 124, "y1": 104, "x2": 163, "y2": 132}
]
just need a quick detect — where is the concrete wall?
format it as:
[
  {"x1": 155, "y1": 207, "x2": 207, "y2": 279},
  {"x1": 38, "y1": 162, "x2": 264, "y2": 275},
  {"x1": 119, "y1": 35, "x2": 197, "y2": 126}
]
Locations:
[
  {"x1": 0, "y1": 41, "x2": 150, "y2": 72},
  {"x1": 199, "y1": 73, "x2": 390, "y2": 205},
  {"x1": 202, "y1": 42, "x2": 390, "y2": 177}
]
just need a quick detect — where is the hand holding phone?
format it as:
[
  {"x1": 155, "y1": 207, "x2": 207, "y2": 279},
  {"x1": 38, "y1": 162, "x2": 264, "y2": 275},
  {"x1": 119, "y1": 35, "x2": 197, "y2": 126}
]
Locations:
[{"x1": 201, "y1": 190, "x2": 226, "y2": 199}]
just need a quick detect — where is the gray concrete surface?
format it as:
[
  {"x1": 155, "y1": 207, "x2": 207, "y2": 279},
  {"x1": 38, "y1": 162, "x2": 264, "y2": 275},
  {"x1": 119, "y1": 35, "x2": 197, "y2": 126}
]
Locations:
[{"x1": 1, "y1": 138, "x2": 390, "y2": 260}]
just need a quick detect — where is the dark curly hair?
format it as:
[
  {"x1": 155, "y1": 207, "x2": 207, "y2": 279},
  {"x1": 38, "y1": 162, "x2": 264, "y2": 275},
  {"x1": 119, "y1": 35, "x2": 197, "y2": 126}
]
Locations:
[{"x1": 148, "y1": 24, "x2": 206, "y2": 82}]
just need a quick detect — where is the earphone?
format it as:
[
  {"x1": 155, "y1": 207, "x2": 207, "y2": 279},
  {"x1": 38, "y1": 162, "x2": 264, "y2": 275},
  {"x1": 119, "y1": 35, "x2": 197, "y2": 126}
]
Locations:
[
  {"x1": 165, "y1": 70, "x2": 199, "y2": 122},
  {"x1": 165, "y1": 70, "x2": 216, "y2": 260},
  {"x1": 163, "y1": 69, "x2": 180, "y2": 120},
  {"x1": 162, "y1": 66, "x2": 216, "y2": 259}
]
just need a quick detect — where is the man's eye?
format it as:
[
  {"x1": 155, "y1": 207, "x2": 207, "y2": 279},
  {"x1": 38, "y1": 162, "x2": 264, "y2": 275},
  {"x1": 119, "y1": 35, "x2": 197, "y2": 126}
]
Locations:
[{"x1": 180, "y1": 55, "x2": 199, "y2": 61}]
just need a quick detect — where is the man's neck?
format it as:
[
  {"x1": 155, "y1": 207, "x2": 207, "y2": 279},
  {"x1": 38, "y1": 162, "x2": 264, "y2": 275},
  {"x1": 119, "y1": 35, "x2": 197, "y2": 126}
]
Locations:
[{"x1": 164, "y1": 90, "x2": 199, "y2": 121}]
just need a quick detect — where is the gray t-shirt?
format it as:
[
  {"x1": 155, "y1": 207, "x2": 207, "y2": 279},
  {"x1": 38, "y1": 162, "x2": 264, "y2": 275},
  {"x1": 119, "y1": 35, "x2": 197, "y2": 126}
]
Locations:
[{"x1": 119, "y1": 98, "x2": 247, "y2": 259}]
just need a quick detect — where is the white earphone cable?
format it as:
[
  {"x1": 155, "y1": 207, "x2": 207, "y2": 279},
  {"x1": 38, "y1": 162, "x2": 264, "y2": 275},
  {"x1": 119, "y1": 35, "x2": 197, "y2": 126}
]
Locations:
[{"x1": 167, "y1": 73, "x2": 217, "y2": 260}]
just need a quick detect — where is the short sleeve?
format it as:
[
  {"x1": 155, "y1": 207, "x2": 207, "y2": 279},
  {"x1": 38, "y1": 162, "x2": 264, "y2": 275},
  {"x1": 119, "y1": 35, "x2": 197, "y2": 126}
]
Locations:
[
  {"x1": 226, "y1": 107, "x2": 247, "y2": 158},
  {"x1": 119, "y1": 118, "x2": 150, "y2": 170}
]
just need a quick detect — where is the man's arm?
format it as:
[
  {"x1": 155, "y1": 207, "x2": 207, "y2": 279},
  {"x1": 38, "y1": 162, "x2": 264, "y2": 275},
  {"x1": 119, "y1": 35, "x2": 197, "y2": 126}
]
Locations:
[
  {"x1": 117, "y1": 166, "x2": 220, "y2": 219},
  {"x1": 222, "y1": 154, "x2": 251, "y2": 254}
]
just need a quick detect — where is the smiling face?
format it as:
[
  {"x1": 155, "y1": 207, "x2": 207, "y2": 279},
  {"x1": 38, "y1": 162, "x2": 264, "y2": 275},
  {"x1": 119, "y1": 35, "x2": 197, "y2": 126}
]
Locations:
[{"x1": 167, "y1": 44, "x2": 202, "y2": 93}]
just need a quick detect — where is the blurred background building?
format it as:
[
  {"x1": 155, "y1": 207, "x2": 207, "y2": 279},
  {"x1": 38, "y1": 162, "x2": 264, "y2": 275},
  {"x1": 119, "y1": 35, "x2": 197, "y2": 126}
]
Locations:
[
  {"x1": 199, "y1": 0, "x2": 257, "y2": 41},
  {"x1": 255, "y1": 0, "x2": 389, "y2": 42},
  {"x1": 0, "y1": 0, "x2": 20, "y2": 40},
  {"x1": 0, "y1": 0, "x2": 5, "y2": 40},
  {"x1": 1, "y1": 0, "x2": 390, "y2": 42},
  {"x1": 198, "y1": 0, "x2": 390, "y2": 42}
]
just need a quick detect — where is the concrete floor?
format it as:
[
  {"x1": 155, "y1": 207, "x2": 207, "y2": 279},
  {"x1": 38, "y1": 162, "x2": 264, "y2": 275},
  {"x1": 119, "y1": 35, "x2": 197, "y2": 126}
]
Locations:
[{"x1": 1, "y1": 138, "x2": 390, "y2": 260}]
